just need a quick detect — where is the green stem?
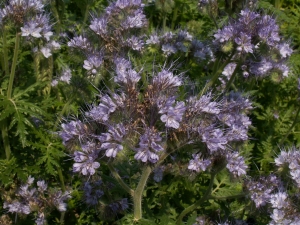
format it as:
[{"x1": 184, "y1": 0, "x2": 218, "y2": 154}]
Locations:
[
  {"x1": 7, "y1": 33, "x2": 20, "y2": 99},
  {"x1": 1, "y1": 120, "x2": 11, "y2": 159},
  {"x1": 176, "y1": 172, "x2": 216, "y2": 224},
  {"x1": 2, "y1": 28, "x2": 9, "y2": 77},
  {"x1": 133, "y1": 165, "x2": 152, "y2": 221},
  {"x1": 162, "y1": 14, "x2": 167, "y2": 32},
  {"x1": 57, "y1": 167, "x2": 66, "y2": 192},
  {"x1": 171, "y1": 5, "x2": 179, "y2": 30},
  {"x1": 108, "y1": 163, "x2": 134, "y2": 196}
]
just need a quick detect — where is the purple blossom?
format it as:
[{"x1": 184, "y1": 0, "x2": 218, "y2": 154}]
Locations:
[
  {"x1": 3, "y1": 201, "x2": 31, "y2": 214},
  {"x1": 188, "y1": 93, "x2": 220, "y2": 115},
  {"x1": 122, "y1": 9, "x2": 147, "y2": 28},
  {"x1": 235, "y1": 32, "x2": 253, "y2": 53},
  {"x1": 158, "y1": 97, "x2": 186, "y2": 129},
  {"x1": 249, "y1": 58, "x2": 273, "y2": 77},
  {"x1": 85, "y1": 93, "x2": 125, "y2": 121},
  {"x1": 146, "y1": 34, "x2": 160, "y2": 45},
  {"x1": 40, "y1": 47, "x2": 52, "y2": 58},
  {"x1": 59, "y1": 120, "x2": 87, "y2": 144},
  {"x1": 177, "y1": 30, "x2": 193, "y2": 41},
  {"x1": 68, "y1": 36, "x2": 91, "y2": 50},
  {"x1": 73, "y1": 142, "x2": 100, "y2": 176},
  {"x1": 53, "y1": 190, "x2": 71, "y2": 212},
  {"x1": 278, "y1": 43, "x2": 293, "y2": 58},
  {"x1": 126, "y1": 36, "x2": 144, "y2": 51},
  {"x1": 59, "y1": 67, "x2": 72, "y2": 84},
  {"x1": 188, "y1": 153, "x2": 211, "y2": 172},
  {"x1": 226, "y1": 151, "x2": 247, "y2": 176},
  {"x1": 21, "y1": 20, "x2": 42, "y2": 38},
  {"x1": 90, "y1": 17, "x2": 108, "y2": 35},
  {"x1": 83, "y1": 54, "x2": 104, "y2": 73},
  {"x1": 134, "y1": 127, "x2": 164, "y2": 163},
  {"x1": 201, "y1": 128, "x2": 227, "y2": 153},
  {"x1": 98, "y1": 123, "x2": 126, "y2": 158},
  {"x1": 214, "y1": 26, "x2": 234, "y2": 43},
  {"x1": 161, "y1": 44, "x2": 177, "y2": 56},
  {"x1": 239, "y1": 9, "x2": 260, "y2": 25},
  {"x1": 152, "y1": 69, "x2": 182, "y2": 89}
]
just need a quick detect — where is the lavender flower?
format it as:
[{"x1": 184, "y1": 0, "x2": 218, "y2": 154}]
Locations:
[
  {"x1": 21, "y1": 20, "x2": 42, "y2": 38},
  {"x1": 162, "y1": 44, "x2": 177, "y2": 56},
  {"x1": 68, "y1": 36, "x2": 91, "y2": 50},
  {"x1": 4, "y1": 202, "x2": 31, "y2": 215},
  {"x1": 188, "y1": 153, "x2": 211, "y2": 172},
  {"x1": 90, "y1": 17, "x2": 108, "y2": 35},
  {"x1": 158, "y1": 98, "x2": 186, "y2": 129},
  {"x1": 83, "y1": 54, "x2": 104, "y2": 74},
  {"x1": 73, "y1": 142, "x2": 100, "y2": 176},
  {"x1": 188, "y1": 93, "x2": 220, "y2": 115},
  {"x1": 226, "y1": 151, "x2": 247, "y2": 176},
  {"x1": 59, "y1": 120, "x2": 87, "y2": 144},
  {"x1": 122, "y1": 9, "x2": 147, "y2": 28},
  {"x1": 152, "y1": 69, "x2": 182, "y2": 89},
  {"x1": 98, "y1": 123, "x2": 126, "y2": 158},
  {"x1": 146, "y1": 34, "x2": 160, "y2": 45},
  {"x1": 134, "y1": 127, "x2": 164, "y2": 163},
  {"x1": 85, "y1": 93, "x2": 125, "y2": 122},
  {"x1": 126, "y1": 35, "x2": 144, "y2": 51},
  {"x1": 201, "y1": 128, "x2": 227, "y2": 153},
  {"x1": 235, "y1": 32, "x2": 253, "y2": 53},
  {"x1": 278, "y1": 43, "x2": 293, "y2": 58},
  {"x1": 214, "y1": 26, "x2": 234, "y2": 43}
]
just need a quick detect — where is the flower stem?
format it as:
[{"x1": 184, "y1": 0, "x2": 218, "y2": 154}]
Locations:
[
  {"x1": 1, "y1": 33, "x2": 20, "y2": 160},
  {"x1": 176, "y1": 172, "x2": 216, "y2": 224},
  {"x1": 108, "y1": 163, "x2": 134, "y2": 196},
  {"x1": 7, "y1": 33, "x2": 20, "y2": 99},
  {"x1": 133, "y1": 165, "x2": 152, "y2": 221}
]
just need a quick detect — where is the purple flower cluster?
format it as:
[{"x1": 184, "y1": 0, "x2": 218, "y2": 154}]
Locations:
[
  {"x1": 68, "y1": 0, "x2": 147, "y2": 75},
  {"x1": 226, "y1": 151, "x2": 247, "y2": 177},
  {"x1": 3, "y1": 176, "x2": 71, "y2": 225},
  {"x1": 134, "y1": 127, "x2": 164, "y2": 163},
  {"x1": 0, "y1": 0, "x2": 60, "y2": 58},
  {"x1": 146, "y1": 30, "x2": 213, "y2": 61},
  {"x1": 73, "y1": 142, "x2": 100, "y2": 176},
  {"x1": 245, "y1": 174, "x2": 282, "y2": 208},
  {"x1": 213, "y1": 9, "x2": 292, "y2": 78},
  {"x1": 98, "y1": 123, "x2": 127, "y2": 158},
  {"x1": 275, "y1": 147, "x2": 300, "y2": 187},
  {"x1": 188, "y1": 153, "x2": 212, "y2": 172}
]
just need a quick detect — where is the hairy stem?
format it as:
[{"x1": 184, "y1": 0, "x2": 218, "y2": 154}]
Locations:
[
  {"x1": 133, "y1": 165, "x2": 152, "y2": 221},
  {"x1": 2, "y1": 28, "x2": 9, "y2": 77},
  {"x1": 7, "y1": 33, "x2": 20, "y2": 99},
  {"x1": 176, "y1": 172, "x2": 216, "y2": 224},
  {"x1": 108, "y1": 163, "x2": 134, "y2": 196},
  {"x1": 1, "y1": 121, "x2": 11, "y2": 159}
]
